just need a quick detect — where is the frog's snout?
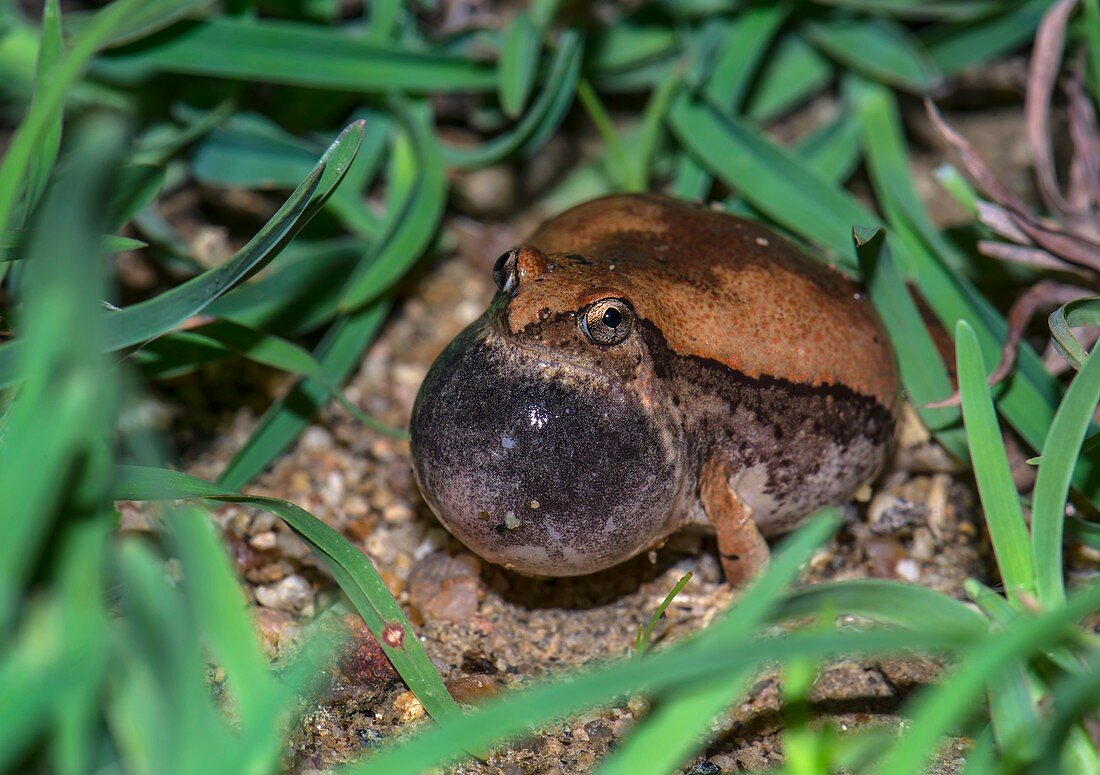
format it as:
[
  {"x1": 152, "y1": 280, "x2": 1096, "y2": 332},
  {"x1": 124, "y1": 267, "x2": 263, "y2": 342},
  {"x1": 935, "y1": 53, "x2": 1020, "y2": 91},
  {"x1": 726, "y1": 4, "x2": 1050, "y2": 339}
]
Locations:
[{"x1": 409, "y1": 319, "x2": 684, "y2": 576}]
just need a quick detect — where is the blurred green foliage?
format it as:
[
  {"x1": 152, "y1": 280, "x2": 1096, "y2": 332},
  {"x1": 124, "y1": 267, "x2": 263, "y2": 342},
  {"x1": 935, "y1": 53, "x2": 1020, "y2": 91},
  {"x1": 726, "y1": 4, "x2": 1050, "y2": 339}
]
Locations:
[{"x1": 0, "y1": 0, "x2": 1097, "y2": 772}]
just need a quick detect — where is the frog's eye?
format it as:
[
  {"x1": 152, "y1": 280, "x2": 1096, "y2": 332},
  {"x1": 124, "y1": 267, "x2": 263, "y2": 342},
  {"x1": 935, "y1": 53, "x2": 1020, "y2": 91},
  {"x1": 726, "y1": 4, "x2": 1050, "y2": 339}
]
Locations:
[
  {"x1": 493, "y1": 249, "x2": 518, "y2": 294},
  {"x1": 580, "y1": 298, "x2": 634, "y2": 346}
]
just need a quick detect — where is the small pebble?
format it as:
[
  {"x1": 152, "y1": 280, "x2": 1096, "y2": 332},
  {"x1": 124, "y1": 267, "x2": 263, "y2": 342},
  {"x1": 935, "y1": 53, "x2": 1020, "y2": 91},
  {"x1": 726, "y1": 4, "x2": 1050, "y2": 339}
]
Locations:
[
  {"x1": 895, "y1": 558, "x2": 921, "y2": 583},
  {"x1": 254, "y1": 574, "x2": 314, "y2": 616},
  {"x1": 446, "y1": 674, "x2": 501, "y2": 705},
  {"x1": 392, "y1": 691, "x2": 426, "y2": 724},
  {"x1": 249, "y1": 531, "x2": 278, "y2": 551},
  {"x1": 408, "y1": 552, "x2": 483, "y2": 623}
]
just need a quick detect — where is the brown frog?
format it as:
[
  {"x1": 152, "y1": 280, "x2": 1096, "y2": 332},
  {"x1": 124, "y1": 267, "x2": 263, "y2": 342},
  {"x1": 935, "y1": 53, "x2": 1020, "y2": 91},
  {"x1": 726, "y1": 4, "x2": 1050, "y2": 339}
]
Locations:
[{"x1": 410, "y1": 194, "x2": 899, "y2": 584}]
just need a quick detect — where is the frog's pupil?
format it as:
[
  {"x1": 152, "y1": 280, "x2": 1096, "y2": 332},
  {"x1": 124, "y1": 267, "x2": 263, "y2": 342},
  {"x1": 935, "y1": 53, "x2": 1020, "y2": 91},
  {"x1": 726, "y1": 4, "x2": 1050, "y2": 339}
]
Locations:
[{"x1": 602, "y1": 307, "x2": 622, "y2": 328}]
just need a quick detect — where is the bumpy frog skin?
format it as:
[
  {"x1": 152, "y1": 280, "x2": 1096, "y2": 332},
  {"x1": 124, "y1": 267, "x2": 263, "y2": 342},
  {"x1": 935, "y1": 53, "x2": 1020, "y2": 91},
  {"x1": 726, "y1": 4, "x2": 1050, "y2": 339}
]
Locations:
[{"x1": 410, "y1": 194, "x2": 899, "y2": 583}]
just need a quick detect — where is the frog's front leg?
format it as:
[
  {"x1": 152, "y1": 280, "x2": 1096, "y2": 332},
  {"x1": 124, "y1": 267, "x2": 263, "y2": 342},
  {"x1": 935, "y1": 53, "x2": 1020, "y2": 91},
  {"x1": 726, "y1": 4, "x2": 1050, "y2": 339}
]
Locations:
[{"x1": 700, "y1": 457, "x2": 770, "y2": 585}]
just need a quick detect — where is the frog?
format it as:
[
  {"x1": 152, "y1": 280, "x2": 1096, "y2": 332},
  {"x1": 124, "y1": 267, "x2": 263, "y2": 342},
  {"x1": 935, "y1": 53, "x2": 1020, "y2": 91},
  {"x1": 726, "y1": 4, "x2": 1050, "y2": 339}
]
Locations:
[{"x1": 409, "y1": 194, "x2": 899, "y2": 584}]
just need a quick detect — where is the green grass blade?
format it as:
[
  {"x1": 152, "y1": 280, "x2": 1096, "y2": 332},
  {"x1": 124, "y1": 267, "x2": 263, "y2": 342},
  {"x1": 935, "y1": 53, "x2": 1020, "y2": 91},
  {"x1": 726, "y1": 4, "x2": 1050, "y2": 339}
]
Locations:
[
  {"x1": 0, "y1": 0, "x2": 144, "y2": 234},
  {"x1": 100, "y1": 16, "x2": 496, "y2": 92},
  {"x1": 671, "y1": 4, "x2": 789, "y2": 198},
  {"x1": 94, "y1": 0, "x2": 214, "y2": 48},
  {"x1": 164, "y1": 507, "x2": 285, "y2": 769},
  {"x1": 774, "y1": 578, "x2": 988, "y2": 635},
  {"x1": 147, "y1": 319, "x2": 403, "y2": 437},
  {"x1": 923, "y1": 0, "x2": 1051, "y2": 74},
  {"x1": 955, "y1": 320, "x2": 1036, "y2": 601},
  {"x1": 0, "y1": 119, "x2": 121, "y2": 619},
  {"x1": 855, "y1": 227, "x2": 967, "y2": 458},
  {"x1": 808, "y1": 0, "x2": 1002, "y2": 19},
  {"x1": 635, "y1": 572, "x2": 693, "y2": 655},
  {"x1": 498, "y1": 13, "x2": 541, "y2": 118},
  {"x1": 444, "y1": 31, "x2": 582, "y2": 169},
  {"x1": 0, "y1": 602, "x2": 72, "y2": 768},
  {"x1": 745, "y1": 32, "x2": 834, "y2": 122},
  {"x1": 106, "y1": 164, "x2": 167, "y2": 232},
  {"x1": 1032, "y1": 347, "x2": 1100, "y2": 606},
  {"x1": 598, "y1": 676, "x2": 757, "y2": 775},
  {"x1": 22, "y1": 0, "x2": 63, "y2": 222},
  {"x1": 204, "y1": 237, "x2": 365, "y2": 335},
  {"x1": 588, "y1": 23, "x2": 676, "y2": 75},
  {"x1": 794, "y1": 111, "x2": 862, "y2": 184},
  {"x1": 803, "y1": 17, "x2": 941, "y2": 92},
  {"x1": 115, "y1": 536, "x2": 232, "y2": 770},
  {"x1": 366, "y1": 0, "x2": 400, "y2": 43},
  {"x1": 0, "y1": 120, "x2": 363, "y2": 390},
  {"x1": 576, "y1": 77, "x2": 633, "y2": 191},
  {"x1": 111, "y1": 465, "x2": 462, "y2": 723},
  {"x1": 878, "y1": 582, "x2": 1100, "y2": 774},
  {"x1": 629, "y1": 67, "x2": 681, "y2": 192},
  {"x1": 1, "y1": 231, "x2": 146, "y2": 255},
  {"x1": 340, "y1": 102, "x2": 445, "y2": 311},
  {"x1": 217, "y1": 299, "x2": 390, "y2": 489},
  {"x1": 354, "y1": 627, "x2": 969, "y2": 774},
  {"x1": 50, "y1": 520, "x2": 111, "y2": 775},
  {"x1": 1049, "y1": 297, "x2": 1100, "y2": 369},
  {"x1": 597, "y1": 514, "x2": 841, "y2": 774}
]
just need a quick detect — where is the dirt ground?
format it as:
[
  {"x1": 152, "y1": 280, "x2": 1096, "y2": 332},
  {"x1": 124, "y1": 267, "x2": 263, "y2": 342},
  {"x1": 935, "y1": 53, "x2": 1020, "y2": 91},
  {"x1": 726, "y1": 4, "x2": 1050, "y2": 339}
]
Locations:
[{"x1": 151, "y1": 80, "x2": 1096, "y2": 773}]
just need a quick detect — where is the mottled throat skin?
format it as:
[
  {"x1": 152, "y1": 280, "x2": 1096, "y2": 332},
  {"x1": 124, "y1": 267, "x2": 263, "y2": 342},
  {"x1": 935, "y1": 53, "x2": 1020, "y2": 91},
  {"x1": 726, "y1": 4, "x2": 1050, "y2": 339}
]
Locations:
[{"x1": 410, "y1": 194, "x2": 899, "y2": 580}]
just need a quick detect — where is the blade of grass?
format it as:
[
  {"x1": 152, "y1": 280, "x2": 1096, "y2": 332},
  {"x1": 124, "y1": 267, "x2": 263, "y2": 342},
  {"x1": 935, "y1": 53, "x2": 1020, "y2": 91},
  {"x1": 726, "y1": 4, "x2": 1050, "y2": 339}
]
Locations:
[
  {"x1": 354, "y1": 626, "x2": 970, "y2": 773},
  {"x1": 0, "y1": 120, "x2": 363, "y2": 389},
  {"x1": 576, "y1": 77, "x2": 633, "y2": 191},
  {"x1": 774, "y1": 578, "x2": 988, "y2": 635},
  {"x1": 498, "y1": 12, "x2": 541, "y2": 119},
  {"x1": 855, "y1": 227, "x2": 968, "y2": 458},
  {"x1": 164, "y1": 507, "x2": 287, "y2": 770},
  {"x1": 1049, "y1": 297, "x2": 1100, "y2": 369},
  {"x1": 877, "y1": 581, "x2": 1100, "y2": 774},
  {"x1": 745, "y1": 32, "x2": 834, "y2": 122},
  {"x1": 217, "y1": 298, "x2": 390, "y2": 489},
  {"x1": 671, "y1": 3, "x2": 789, "y2": 199},
  {"x1": 634, "y1": 572, "x2": 693, "y2": 656},
  {"x1": 340, "y1": 101, "x2": 445, "y2": 311},
  {"x1": 803, "y1": 17, "x2": 941, "y2": 92},
  {"x1": 50, "y1": 520, "x2": 111, "y2": 775},
  {"x1": 1032, "y1": 346, "x2": 1100, "y2": 606},
  {"x1": 1, "y1": 232, "x2": 146, "y2": 255},
  {"x1": 143, "y1": 319, "x2": 403, "y2": 437},
  {"x1": 955, "y1": 319, "x2": 1036, "y2": 601},
  {"x1": 0, "y1": 119, "x2": 121, "y2": 621},
  {"x1": 923, "y1": 0, "x2": 1052, "y2": 74},
  {"x1": 629, "y1": 66, "x2": 682, "y2": 192},
  {"x1": 111, "y1": 465, "x2": 462, "y2": 723},
  {"x1": 444, "y1": 31, "x2": 582, "y2": 169},
  {"x1": 99, "y1": 17, "x2": 497, "y2": 92},
  {"x1": 22, "y1": 0, "x2": 62, "y2": 223},
  {"x1": 0, "y1": 0, "x2": 145, "y2": 235},
  {"x1": 0, "y1": 601, "x2": 73, "y2": 768},
  {"x1": 597, "y1": 514, "x2": 841, "y2": 775},
  {"x1": 115, "y1": 536, "x2": 233, "y2": 770}
]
